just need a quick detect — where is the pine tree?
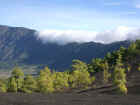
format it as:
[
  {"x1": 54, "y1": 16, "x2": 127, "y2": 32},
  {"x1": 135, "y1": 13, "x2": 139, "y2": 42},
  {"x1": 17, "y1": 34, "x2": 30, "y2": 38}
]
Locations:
[
  {"x1": 8, "y1": 67, "x2": 24, "y2": 92},
  {"x1": 0, "y1": 79, "x2": 7, "y2": 93},
  {"x1": 8, "y1": 77, "x2": 17, "y2": 92},
  {"x1": 22, "y1": 75, "x2": 37, "y2": 93},
  {"x1": 11, "y1": 67, "x2": 24, "y2": 90},
  {"x1": 102, "y1": 61, "x2": 111, "y2": 84},
  {"x1": 53, "y1": 72, "x2": 69, "y2": 91},
  {"x1": 38, "y1": 67, "x2": 54, "y2": 93},
  {"x1": 69, "y1": 60, "x2": 95, "y2": 89},
  {"x1": 112, "y1": 54, "x2": 127, "y2": 95}
]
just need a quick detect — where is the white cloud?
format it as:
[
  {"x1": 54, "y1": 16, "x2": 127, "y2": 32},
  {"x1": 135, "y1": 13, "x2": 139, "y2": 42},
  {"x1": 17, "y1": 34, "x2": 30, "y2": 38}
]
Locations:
[
  {"x1": 95, "y1": 26, "x2": 140, "y2": 43},
  {"x1": 37, "y1": 30, "x2": 97, "y2": 45},
  {"x1": 36, "y1": 26, "x2": 140, "y2": 45}
]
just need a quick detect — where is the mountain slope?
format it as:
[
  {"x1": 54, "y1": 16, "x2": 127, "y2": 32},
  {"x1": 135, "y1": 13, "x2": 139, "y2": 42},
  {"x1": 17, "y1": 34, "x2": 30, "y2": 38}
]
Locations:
[{"x1": 0, "y1": 25, "x2": 131, "y2": 71}]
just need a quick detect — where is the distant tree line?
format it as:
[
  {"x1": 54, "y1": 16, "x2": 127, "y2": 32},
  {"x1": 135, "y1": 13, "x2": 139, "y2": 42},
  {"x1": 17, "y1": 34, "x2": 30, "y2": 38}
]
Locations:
[{"x1": 0, "y1": 60, "x2": 95, "y2": 94}]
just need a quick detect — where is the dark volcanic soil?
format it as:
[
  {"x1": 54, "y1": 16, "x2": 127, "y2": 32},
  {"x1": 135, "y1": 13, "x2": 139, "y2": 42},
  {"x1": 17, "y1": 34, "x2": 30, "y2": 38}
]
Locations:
[
  {"x1": 0, "y1": 92, "x2": 140, "y2": 105},
  {"x1": 1, "y1": 71, "x2": 140, "y2": 105}
]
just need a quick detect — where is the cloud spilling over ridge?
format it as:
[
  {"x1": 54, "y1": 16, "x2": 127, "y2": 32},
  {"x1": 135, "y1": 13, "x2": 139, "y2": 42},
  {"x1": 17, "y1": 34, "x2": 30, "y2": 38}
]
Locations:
[{"x1": 36, "y1": 26, "x2": 140, "y2": 45}]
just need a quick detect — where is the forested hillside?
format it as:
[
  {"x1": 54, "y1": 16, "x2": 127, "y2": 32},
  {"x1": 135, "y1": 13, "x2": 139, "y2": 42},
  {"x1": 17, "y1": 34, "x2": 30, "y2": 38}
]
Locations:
[
  {"x1": 0, "y1": 39, "x2": 140, "y2": 95},
  {"x1": 0, "y1": 25, "x2": 131, "y2": 71}
]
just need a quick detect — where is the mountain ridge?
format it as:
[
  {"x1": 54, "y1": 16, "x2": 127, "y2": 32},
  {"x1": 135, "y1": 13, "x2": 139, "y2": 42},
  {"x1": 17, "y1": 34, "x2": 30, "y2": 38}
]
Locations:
[{"x1": 0, "y1": 25, "x2": 131, "y2": 71}]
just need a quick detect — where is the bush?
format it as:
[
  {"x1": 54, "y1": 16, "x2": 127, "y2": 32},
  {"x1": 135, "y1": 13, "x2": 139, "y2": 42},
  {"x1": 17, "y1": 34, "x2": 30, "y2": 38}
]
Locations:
[{"x1": 0, "y1": 80, "x2": 7, "y2": 93}]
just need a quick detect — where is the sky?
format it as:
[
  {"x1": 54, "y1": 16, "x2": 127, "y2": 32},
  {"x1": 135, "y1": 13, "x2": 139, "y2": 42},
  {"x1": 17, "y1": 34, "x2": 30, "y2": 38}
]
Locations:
[{"x1": 1, "y1": 0, "x2": 140, "y2": 44}]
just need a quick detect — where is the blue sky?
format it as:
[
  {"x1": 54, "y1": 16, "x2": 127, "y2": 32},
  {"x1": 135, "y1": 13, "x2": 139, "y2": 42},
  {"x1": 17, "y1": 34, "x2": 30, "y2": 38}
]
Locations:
[{"x1": 0, "y1": 0, "x2": 140, "y2": 31}]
